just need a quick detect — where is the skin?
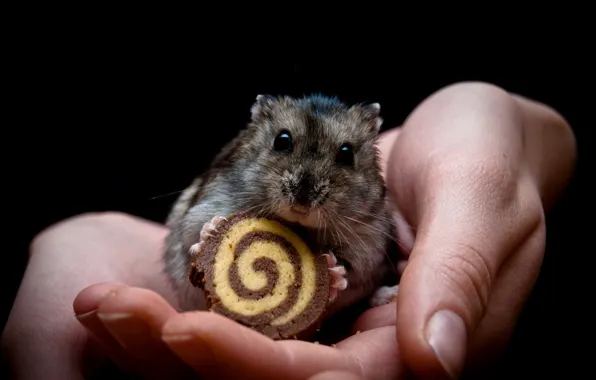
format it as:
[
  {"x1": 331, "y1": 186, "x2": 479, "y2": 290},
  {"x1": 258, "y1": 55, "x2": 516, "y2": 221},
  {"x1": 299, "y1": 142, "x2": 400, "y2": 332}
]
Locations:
[{"x1": 1, "y1": 82, "x2": 576, "y2": 379}]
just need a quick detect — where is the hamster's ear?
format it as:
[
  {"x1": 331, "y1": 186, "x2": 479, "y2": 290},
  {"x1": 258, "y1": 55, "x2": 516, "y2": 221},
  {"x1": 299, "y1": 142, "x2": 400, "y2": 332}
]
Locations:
[
  {"x1": 250, "y1": 94, "x2": 276, "y2": 121},
  {"x1": 354, "y1": 102, "x2": 383, "y2": 134}
]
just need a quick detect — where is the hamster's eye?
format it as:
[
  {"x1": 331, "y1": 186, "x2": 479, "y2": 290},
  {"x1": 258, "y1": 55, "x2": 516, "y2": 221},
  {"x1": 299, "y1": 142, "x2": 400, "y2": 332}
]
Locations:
[
  {"x1": 274, "y1": 130, "x2": 293, "y2": 152},
  {"x1": 336, "y1": 143, "x2": 354, "y2": 166}
]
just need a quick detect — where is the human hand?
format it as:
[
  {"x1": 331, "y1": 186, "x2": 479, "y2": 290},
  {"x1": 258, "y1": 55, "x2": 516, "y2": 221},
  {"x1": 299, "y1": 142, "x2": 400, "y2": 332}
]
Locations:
[
  {"x1": 379, "y1": 82, "x2": 576, "y2": 378},
  {"x1": 1, "y1": 213, "x2": 196, "y2": 379},
  {"x1": 2, "y1": 82, "x2": 575, "y2": 380},
  {"x1": 1, "y1": 211, "x2": 405, "y2": 380},
  {"x1": 74, "y1": 281, "x2": 405, "y2": 380}
]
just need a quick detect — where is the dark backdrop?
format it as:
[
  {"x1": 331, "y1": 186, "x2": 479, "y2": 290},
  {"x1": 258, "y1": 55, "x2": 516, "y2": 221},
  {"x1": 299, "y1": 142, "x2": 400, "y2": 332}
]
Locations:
[{"x1": 3, "y1": 25, "x2": 593, "y2": 379}]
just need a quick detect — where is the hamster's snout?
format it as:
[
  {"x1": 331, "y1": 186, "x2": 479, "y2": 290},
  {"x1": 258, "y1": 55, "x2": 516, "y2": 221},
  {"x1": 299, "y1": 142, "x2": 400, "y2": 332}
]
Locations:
[{"x1": 281, "y1": 169, "x2": 329, "y2": 208}]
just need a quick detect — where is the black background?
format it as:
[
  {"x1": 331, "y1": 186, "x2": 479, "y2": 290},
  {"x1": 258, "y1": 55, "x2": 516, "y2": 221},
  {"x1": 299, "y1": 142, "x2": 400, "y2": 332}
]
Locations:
[{"x1": 3, "y1": 16, "x2": 593, "y2": 379}]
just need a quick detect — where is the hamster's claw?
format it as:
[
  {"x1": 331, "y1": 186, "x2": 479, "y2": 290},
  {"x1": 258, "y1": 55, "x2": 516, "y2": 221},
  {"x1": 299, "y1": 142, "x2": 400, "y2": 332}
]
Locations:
[
  {"x1": 369, "y1": 284, "x2": 400, "y2": 307},
  {"x1": 324, "y1": 251, "x2": 348, "y2": 303},
  {"x1": 189, "y1": 215, "x2": 227, "y2": 257},
  {"x1": 200, "y1": 215, "x2": 226, "y2": 241},
  {"x1": 189, "y1": 241, "x2": 204, "y2": 256}
]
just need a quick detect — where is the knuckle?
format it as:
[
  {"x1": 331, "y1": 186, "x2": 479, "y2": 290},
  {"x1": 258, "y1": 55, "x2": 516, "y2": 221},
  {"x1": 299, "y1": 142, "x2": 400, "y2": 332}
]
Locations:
[
  {"x1": 434, "y1": 243, "x2": 493, "y2": 322},
  {"x1": 436, "y1": 154, "x2": 520, "y2": 203},
  {"x1": 425, "y1": 157, "x2": 524, "y2": 230}
]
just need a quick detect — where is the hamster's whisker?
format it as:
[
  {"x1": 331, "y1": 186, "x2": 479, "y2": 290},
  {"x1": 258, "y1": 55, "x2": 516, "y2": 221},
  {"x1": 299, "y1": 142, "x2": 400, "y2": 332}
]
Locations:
[
  {"x1": 350, "y1": 206, "x2": 419, "y2": 239},
  {"x1": 242, "y1": 203, "x2": 269, "y2": 217},
  {"x1": 342, "y1": 215, "x2": 408, "y2": 249},
  {"x1": 329, "y1": 209, "x2": 369, "y2": 255},
  {"x1": 320, "y1": 209, "x2": 336, "y2": 244},
  {"x1": 146, "y1": 189, "x2": 184, "y2": 201},
  {"x1": 336, "y1": 213, "x2": 400, "y2": 276},
  {"x1": 316, "y1": 211, "x2": 322, "y2": 242},
  {"x1": 330, "y1": 218, "x2": 345, "y2": 249},
  {"x1": 321, "y1": 210, "x2": 328, "y2": 243},
  {"x1": 348, "y1": 208, "x2": 400, "y2": 228},
  {"x1": 348, "y1": 208, "x2": 418, "y2": 231},
  {"x1": 323, "y1": 216, "x2": 328, "y2": 243},
  {"x1": 323, "y1": 208, "x2": 348, "y2": 249}
]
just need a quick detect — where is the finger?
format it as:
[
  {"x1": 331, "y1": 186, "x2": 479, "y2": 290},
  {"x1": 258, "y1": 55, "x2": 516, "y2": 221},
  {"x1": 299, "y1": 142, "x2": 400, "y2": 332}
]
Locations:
[
  {"x1": 308, "y1": 370, "x2": 364, "y2": 380},
  {"x1": 95, "y1": 286, "x2": 194, "y2": 379},
  {"x1": 376, "y1": 127, "x2": 402, "y2": 181},
  {"x1": 397, "y1": 260, "x2": 408, "y2": 275},
  {"x1": 395, "y1": 234, "x2": 487, "y2": 379},
  {"x1": 162, "y1": 311, "x2": 403, "y2": 380},
  {"x1": 384, "y1": 82, "x2": 552, "y2": 377},
  {"x1": 395, "y1": 201, "x2": 544, "y2": 380},
  {"x1": 163, "y1": 311, "x2": 354, "y2": 380},
  {"x1": 351, "y1": 302, "x2": 396, "y2": 333},
  {"x1": 74, "y1": 282, "x2": 132, "y2": 371},
  {"x1": 464, "y1": 222, "x2": 545, "y2": 373},
  {"x1": 333, "y1": 325, "x2": 401, "y2": 379},
  {"x1": 95, "y1": 286, "x2": 177, "y2": 355}
]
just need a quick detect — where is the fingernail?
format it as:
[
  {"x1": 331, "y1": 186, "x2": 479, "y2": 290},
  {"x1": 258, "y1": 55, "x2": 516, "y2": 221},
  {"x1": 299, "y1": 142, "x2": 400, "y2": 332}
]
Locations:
[
  {"x1": 162, "y1": 334, "x2": 195, "y2": 343},
  {"x1": 97, "y1": 312, "x2": 134, "y2": 321},
  {"x1": 426, "y1": 310, "x2": 467, "y2": 379},
  {"x1": 75, "y1": 310, "x2": 103, "y2": 336},
  {"x1": 162, "y1": 333, "x2": 217, "y2": 369},
  {"x1": 75, "y1": 309, "x2": 98, "y2": 323}
]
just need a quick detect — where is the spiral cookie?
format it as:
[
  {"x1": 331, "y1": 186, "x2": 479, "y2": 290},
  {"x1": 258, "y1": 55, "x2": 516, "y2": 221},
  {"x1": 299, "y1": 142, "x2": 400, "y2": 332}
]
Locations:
[{"x1": 189, "y1": 213, "x2": 330, "y2": 340}]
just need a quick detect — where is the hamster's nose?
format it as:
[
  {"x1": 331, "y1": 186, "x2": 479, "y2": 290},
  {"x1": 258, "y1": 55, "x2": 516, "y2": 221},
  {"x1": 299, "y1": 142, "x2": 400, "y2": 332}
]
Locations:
[{"x1": 294, "y1": 173, "x2": 314, "y2": 206}]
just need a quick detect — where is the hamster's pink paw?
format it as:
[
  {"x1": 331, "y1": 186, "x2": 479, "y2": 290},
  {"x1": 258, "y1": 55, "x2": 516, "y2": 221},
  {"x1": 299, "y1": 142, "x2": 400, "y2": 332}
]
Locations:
[
  {"x1": 324, "y1": 251, "x2": 348, "y2": 303},
  {"x1": 189, "y1": 215, "x2": 227, "y2": 257},
  {"x1": 370, "y1": 284, "x2": 399, "y2": 307}
]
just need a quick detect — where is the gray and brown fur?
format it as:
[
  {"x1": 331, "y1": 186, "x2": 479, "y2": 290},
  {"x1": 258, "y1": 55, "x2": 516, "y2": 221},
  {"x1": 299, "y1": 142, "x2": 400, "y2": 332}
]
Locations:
[{"x1": 164, "y1": 94, "x2": 399, "y2": 314}]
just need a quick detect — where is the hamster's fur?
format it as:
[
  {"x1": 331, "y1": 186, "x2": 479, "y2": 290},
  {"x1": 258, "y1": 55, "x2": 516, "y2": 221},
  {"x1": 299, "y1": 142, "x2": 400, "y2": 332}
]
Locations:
[{"x1": 163, "y1": 94, "x2": 400, "y2": 316}]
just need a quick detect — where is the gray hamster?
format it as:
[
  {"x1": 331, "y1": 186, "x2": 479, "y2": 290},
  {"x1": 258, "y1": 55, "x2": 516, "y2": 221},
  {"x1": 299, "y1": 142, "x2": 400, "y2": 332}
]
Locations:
[{"x1": 163, "y1": 94, "x2": 401, "y2": 318}]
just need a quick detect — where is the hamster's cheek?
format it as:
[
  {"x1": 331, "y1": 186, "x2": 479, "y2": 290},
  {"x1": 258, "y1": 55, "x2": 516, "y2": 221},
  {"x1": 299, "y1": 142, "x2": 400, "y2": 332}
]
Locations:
[{"x1": 327, "y1": 183, "x2": 351, "y2": 204}]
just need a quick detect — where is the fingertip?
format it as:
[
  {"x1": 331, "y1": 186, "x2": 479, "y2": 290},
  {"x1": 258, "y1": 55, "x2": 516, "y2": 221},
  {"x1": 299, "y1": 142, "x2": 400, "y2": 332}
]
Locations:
[
  {"x1": 161, "y1": 311, "x2": 280, "y2": 378},
  {"x1": 73, "y1": 284, "x2": 195, "y2": 378},
  {"x1": 426, "y1": 310, "x2": 466, "y2": 379},
  {"x1": 162, "y1": 310, "x2": 273, "y2": 346},
  {"x1": 160, "y1": 329, "x2": 218, "y2": 376},
  {"x1": 96, "y1": 286, "x2": 178, "y2": 327},
  {"x1": 396, "y1": 261, "x2": 466, "y2": 379},
  {"x1": 73, "y1": 281, "x2": 128, "y2": 315},
  {"x1": 351, "y1": 302, "x2": 396, "y2": 333}
]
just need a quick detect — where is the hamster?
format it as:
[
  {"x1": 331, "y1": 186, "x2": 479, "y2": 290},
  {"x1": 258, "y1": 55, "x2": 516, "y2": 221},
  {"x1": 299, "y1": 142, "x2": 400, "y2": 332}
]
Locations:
[{"x1": 163, "y1": 94, "x2": 402, "y2": 317}]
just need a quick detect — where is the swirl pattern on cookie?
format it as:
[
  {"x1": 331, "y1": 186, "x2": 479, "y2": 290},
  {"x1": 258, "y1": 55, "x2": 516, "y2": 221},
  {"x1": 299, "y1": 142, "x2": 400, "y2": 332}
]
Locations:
[{"x1": 189, "y1": 213, "x2": 330, "y2": 340}]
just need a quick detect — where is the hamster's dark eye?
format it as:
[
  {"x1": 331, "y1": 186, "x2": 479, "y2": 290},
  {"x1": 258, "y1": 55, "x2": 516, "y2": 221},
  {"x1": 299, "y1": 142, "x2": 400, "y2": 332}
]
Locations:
[
  {"x1": 274, "y1": 130, "x2": 293, "y2": 152},
  {"x1": 336, "y1": 143, "x2": 354, "y2": 166}
]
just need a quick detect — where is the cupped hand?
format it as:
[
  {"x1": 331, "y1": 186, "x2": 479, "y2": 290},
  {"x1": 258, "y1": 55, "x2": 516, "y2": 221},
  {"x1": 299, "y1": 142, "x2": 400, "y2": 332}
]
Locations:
[
  {"x1": 1, "y1": 213, "x2": 195, "y2": 379},
  {"x1": 382, "y1": 83, "x2": 575, "y2": 378},
  {"x1": 75, "y1": 282, "x2": 404, "y2": 380}
]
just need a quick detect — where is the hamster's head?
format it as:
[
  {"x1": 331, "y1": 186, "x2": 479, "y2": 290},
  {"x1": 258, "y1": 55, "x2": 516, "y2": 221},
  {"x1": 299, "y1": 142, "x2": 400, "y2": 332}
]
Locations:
[{"x1": 238, "y1": 94, "x2": 387, "y2": 229}]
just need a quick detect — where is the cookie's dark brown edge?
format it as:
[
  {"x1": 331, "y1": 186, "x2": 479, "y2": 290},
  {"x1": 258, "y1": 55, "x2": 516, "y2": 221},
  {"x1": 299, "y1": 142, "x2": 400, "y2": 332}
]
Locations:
[{"x1": 188, "y1": 211, "x2": 330, "y2": 341}]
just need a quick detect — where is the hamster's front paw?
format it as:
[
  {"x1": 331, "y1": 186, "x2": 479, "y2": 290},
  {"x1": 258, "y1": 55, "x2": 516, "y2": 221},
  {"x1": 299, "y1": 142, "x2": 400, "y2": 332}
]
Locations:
[
  {"x1": 370, "y1": 284, "x2": 400, "y2": 307},
  {"x1": 189, "y1": 215, "x2": 227, "y2": 257},
  {"x1": 324, "y1": 251, "x2": 348, "y2": 303}
]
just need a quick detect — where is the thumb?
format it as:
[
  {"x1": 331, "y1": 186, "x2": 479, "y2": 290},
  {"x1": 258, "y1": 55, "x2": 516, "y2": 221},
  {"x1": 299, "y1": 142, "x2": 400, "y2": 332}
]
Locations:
[{"x1": 395, "y1": 224, "x2": 497, "y2": 379}]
